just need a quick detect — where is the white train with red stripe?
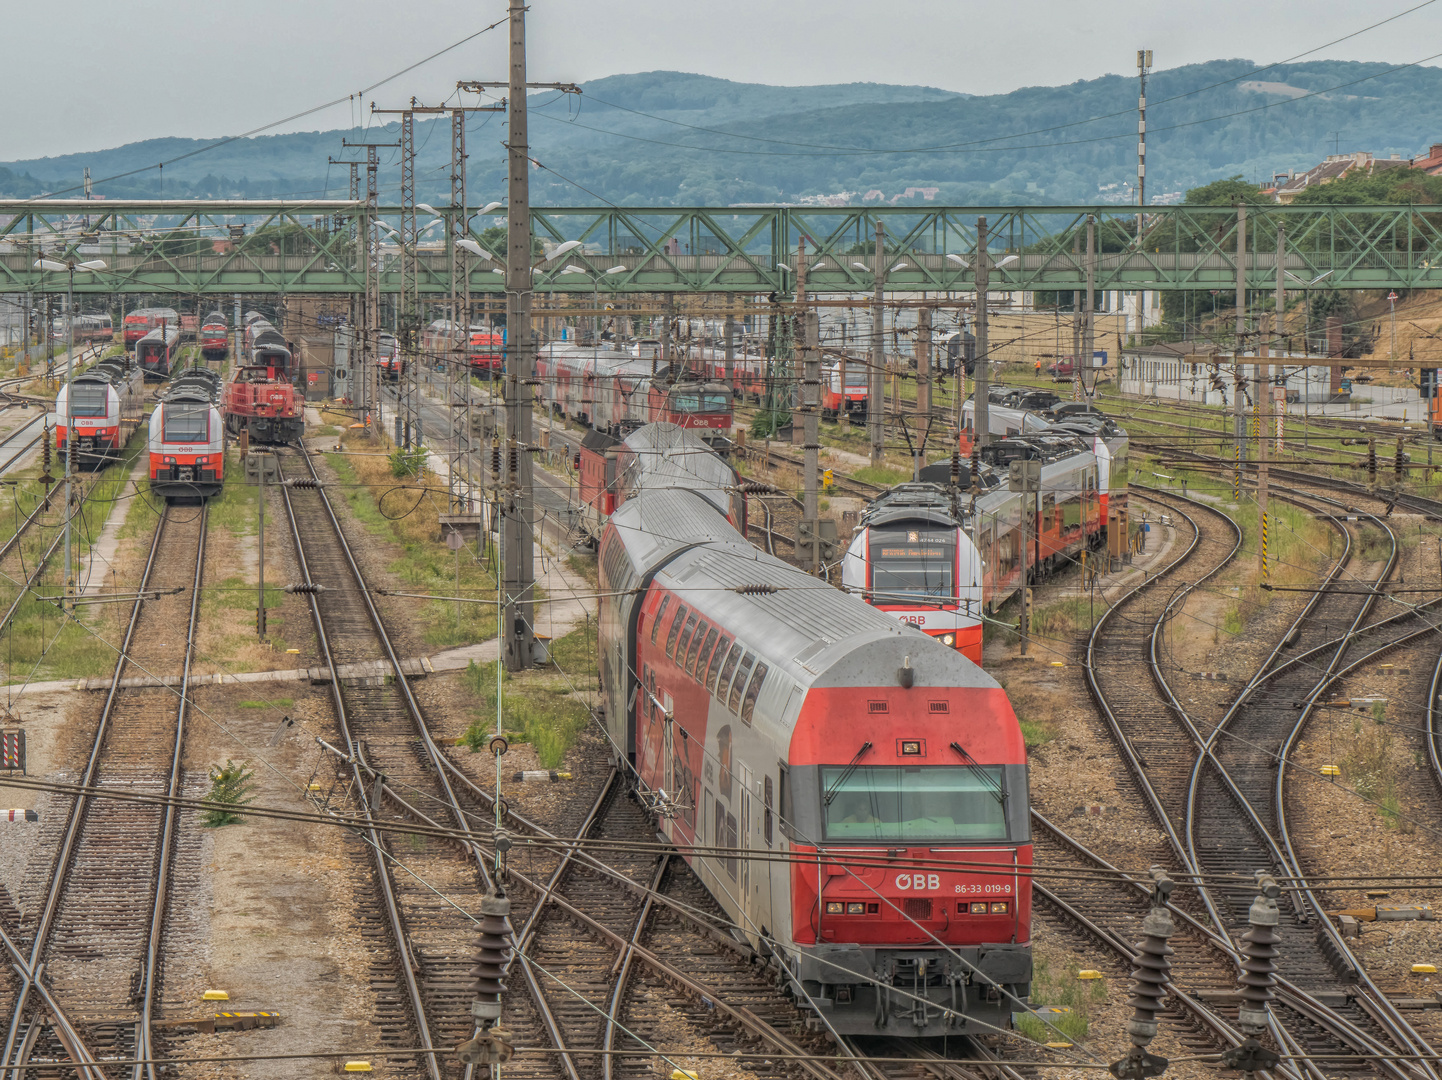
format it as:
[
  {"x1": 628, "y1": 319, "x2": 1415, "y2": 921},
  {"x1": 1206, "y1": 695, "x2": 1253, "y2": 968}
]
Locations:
[
  {"x1": 149, "y1": 367, "x2": 225, "y2": 501},
  {"x1": 56, "y1": 356, "x2": 144, "y2": 466},
  {"x1": 597, "y1": 425, "x2": 1032, "y2": 1037}
]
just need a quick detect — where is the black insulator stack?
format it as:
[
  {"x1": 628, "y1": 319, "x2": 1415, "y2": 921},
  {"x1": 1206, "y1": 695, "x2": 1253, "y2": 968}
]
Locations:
[
  {"x1": 1368, "y1": 438, "x2": 1377, "y2": 484},
  {"x1": 1126, "y1": 898, "x2": 1174, "y2": 1048},
  {"x1": 470, "y1": 888, "x2": 512, "y2": 1026},
  {"x1": 1238, "y1": 875, "x2": 1282, "y2": 1035},
  {"x1": 1396, "y1": 436, "x2": 1406, "y2": 481},
  {"x1": 950, "y1": 449, "x2": 961, "y2": 490},
  {"x1": 490, "y1": 439, "x2": 502, "y2": 480}
]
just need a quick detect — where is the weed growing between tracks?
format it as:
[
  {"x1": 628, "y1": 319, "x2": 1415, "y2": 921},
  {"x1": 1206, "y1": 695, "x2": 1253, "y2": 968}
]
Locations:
[
  {"x1": 323, "y1": 429, "x2": 501, "y2": 651},
  {"x1": 457, "y1": 622, "x2": 599, "y2": 769},
  {"x1": 1012, "y1": 955, "x2": 1103, "y2": 1043}
]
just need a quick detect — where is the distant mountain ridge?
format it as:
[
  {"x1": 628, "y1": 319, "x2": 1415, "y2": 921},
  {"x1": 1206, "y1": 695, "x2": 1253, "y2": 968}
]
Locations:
[{"x1": 4, "y1": 61, "x2": 1442, "y2": 205}]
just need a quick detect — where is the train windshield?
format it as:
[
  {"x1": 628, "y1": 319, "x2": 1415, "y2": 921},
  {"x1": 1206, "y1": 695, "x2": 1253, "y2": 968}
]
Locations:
[
  {"x1": 822, "y1": 766, "x2": 1006, "y2": 841},
  {"x1": 870, "y1": 527, "x2": 954, "y2": 601},
  {"x1": 163, "y1": 404, "x2": 209, "y2": 443},
  {"x1": 831, "y1": 367, "x2": 870, "y2": 389},
  {"x1": 670, "y1": 391, "x2": 731, "y2": 413},
  {"x1": 69, "y1": 384, "x2": 108, "y2": 418}
]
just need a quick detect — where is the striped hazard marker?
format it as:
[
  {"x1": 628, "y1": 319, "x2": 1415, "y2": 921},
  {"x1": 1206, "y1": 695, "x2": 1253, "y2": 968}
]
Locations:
[{"x1": 2, "y1": 811, "x2": 36, "y2": 823}]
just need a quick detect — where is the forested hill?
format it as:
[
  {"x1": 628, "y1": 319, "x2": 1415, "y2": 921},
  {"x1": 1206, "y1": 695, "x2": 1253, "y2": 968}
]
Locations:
[{"x1": 5, "y1": 61, "x2": 1442, "y2": 206}]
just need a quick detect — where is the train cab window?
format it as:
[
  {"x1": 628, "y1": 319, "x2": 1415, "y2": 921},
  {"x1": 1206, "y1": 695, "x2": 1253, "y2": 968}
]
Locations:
[
  {"x1": 870, "y1": 527, "x2": 955, "y2": 601},
  {"x1": 670, "y1": 390, "x2": 731, "y2": 413},
  {"x1": 692, "y1": 627, "x2": 719, "y2": 681},
  {"x1": 665, "y1": 605, "x2": 688, "y2": 658},
  {"x1": 162, "y1": 403, "x2": 209, "y2": 443},
  {"x1": 706, "y1": 636, "x2": 733, "y2": 692},
  {"x1": 727, "y1": 652, "x2": 756, "y2": 713},
  {"x1": 740, "y1": 662, "x2": 768, "y2": 725},
  {"x1": 651, "y1": 596, "x2": 671, "y2": 644},
  {"x1": 821, "y1": 766, "x2": 1007, "y2": 842},
  {"x1": 69, "y1": 384, "x2": 108, "y2": 417},
  {"x1": 685, "y1": 620, "x2": 710, "y2": 674},
  {"x1": 714, "y1": 644, "x2": 741, "y2": 702}
]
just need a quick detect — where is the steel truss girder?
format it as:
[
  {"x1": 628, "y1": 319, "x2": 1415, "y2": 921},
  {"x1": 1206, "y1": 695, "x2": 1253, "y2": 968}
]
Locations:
[{"x1": 6, "y1": 201, "x2": 1442, "y2": 294}]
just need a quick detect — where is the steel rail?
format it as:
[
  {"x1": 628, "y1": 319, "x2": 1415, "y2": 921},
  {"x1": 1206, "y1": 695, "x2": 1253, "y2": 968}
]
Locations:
[
  {"x1": 0, "y1": 506, "x2": 180, "y2": 1079},
  {"x1": 599, "y1": 854, "x2": 670, "y2": 1080},
  {"x1": 135, "y1": 503, "x2": 207, "y2": 1080},
  {"x1": 276, "y1": 454, "x2": 448, "y2": 1080},
  {"x1": 0, "y1": 419, "x2": 45, "y2": 477}
]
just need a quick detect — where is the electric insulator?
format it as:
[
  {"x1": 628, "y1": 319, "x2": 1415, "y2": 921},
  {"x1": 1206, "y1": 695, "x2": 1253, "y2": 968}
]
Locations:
[
  {"x1": 1396, "y1": 437, "x2": 1405, "y2": 480},
  {"x1": 734, "y1": 583, "x2": 780, "y2": 596},
  {"x1": 950, "y1": 449, "x2": 961, "y2": 489},
  {"x1": 68, "y1": 435, "x2": 78, "y2": 470},
  {"x1": 469, "y1": 888, "x2": 512, "y2": 1027},
  {"x1": 284, "y1": 583, "x2": 325, "y2": 594},
  {"x1": 507, "y1": 437, "x2": 518, "y2": 478},
  {"x1": 1126, "y1": 892, "x2": 1173, "y2": 1048},
  {"x1": 285, "y1": 477, "x2": 320, "y2": 489},
  {"x1": 1368, "y1": 438, "x2": 1377, "y2": 483},
  {"x1": 1237, "y1": 874, "x2": 1282, "y2": 1035},
  {"x1": 490, "y1": 439, "x2": 502, "y2": 479}
]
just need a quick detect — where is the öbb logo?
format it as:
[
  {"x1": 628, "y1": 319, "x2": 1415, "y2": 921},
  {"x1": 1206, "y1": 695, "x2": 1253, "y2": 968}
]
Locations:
[{"x1": 895, "y1": 873, "x2": 940, "y2": 891}]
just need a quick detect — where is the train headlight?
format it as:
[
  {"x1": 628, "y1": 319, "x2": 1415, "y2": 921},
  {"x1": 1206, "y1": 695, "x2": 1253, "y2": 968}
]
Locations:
[
  {"x1": 825, "y1": 902, "x2": 844, "y2": 915},
  {"x1": 990, "y1": 901, "x2": 1009, "y2": 914},
  {"x1": 846, "y1": 902, "x2": 866, "y2": 915},
  {"x1": 969, "y1": 902, "x2": 989, "y2": 914},
  {"x1": 942, "y1": 634, "x2": 955, "y2": 646}
]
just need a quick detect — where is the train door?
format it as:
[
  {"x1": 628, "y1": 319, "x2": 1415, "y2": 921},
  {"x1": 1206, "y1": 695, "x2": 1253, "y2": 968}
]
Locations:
[{"x1": 738, "y1": 762, "x2": 753, "y2": 922}]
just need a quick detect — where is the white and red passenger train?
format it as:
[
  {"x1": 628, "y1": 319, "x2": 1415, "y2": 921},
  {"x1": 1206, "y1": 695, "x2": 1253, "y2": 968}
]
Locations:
[
  {"x1": 149, "y1": 367, "x2": 224, "y2": 501},
  {"x1": 597, "y1": 423, "x2": 1032, "y2": 1037},
  {"x1": 56, "y1": 356, "x2": 144, "y2": 466},
  {"x1": 843, "y1": 406, "x2": 1128, "y2": 664},
  {"x1": 536, "y1": 344, "x2": 733, "y2": 446}
]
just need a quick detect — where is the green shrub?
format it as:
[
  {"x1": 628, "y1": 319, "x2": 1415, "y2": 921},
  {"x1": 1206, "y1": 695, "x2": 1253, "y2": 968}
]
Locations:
[{"x1": 201, "y1": 760, "x2": 256, "y2": 827}]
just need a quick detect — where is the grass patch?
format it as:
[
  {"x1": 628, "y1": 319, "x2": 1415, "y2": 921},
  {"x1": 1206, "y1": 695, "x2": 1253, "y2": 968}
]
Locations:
[
  {"x1": 456, "y1": 621, "x2": 600, "y2": 769},
  {"x1": 1014, "y1": 956, "x2": 1106, "y2": 1044},
  {"x1": 1342, "y1": 719, "x2": 1407, "y2": 830},
  {"x1": 1018, "y1": 717, "x2": 1055, "y2": 747},
  {"x1": 566, "y1": 552, "x2": 600, "y2": 589},
  {"x1": 239, "y1": 698, "x2": 293, "y2": 709},
  {"x1": 853, "y1": 464, "x2": 910, "y2": 487},
  {"x1": 324, "y1": 429, "x2": 502, "y2": 651}
]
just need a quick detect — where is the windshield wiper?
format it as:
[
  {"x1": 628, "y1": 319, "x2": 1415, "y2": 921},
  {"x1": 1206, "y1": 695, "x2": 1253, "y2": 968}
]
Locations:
[
  {"x1": 950, "y1": 740, "x2": 1006, "y2": 805},
  {"x1": 823, "y1": 741, "x2": 873, "y2": 805}
]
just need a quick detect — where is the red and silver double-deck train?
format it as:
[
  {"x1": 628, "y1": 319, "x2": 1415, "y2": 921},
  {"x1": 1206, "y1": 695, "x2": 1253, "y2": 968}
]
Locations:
[
  {"x1": 421, "y1": 320, "x2": 505, "y2": 377},
  {"x1": 223, "y1": 315, "x2": 303, "y2": 443},
  {"x1": 843, "y1": 405, "x2": 1128, "y2": 664},
  {"x1": 596, "y1": 424, "x2": 1032, "y2": 1037},
  {"x1": 574, "y1": 422, "x2": 744, "y2": 547},
  {"x1": 136, "y1": 325, "x2": 185, "y2": 381},
  {"x1": 536, "y1": 344, "x2": 733, "y2": 445},
  {"x1": 55, "y1": 356, "x2": 145, "y2": 466},
  {"x1": 122, "y1": 307, "x2": 179, "y2": 350},
  {"x1": 200, "y1": 311, "x2": 229, "y2": 361},
  {"x1": 149, "y1": 367, "x2": 224, "y2": 501}
]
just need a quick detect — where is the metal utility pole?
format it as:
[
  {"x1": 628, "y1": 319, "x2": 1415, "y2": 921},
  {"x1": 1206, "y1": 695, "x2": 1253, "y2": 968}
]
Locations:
[
  {"x1": 344, "y1": 136, "x2": 398, "y2": 436},
  {"x1": 914, "y1": 301, "x2": 931, "y2": 481},
  {"x1": 1234, "y1": 202, "x2": 1248, "y2": 484},
  {"x1": 723, "y1": 293, "x2": 736, "y2": 397},
  {"x1": 401, "y1": 107, "x2": 417, "y2": 446},
  {"x1": 1259, "y1": 225, "x2": 1285, "y2": 574},
  {"x1": 799, "y1": 239, "x2": 822, "y2": 573},
  {"x1": 232, "y1": 294, "x2": 241, "y2": 365},
  {"x1": 448, "y1": 107, "x2": 473, "y2": 515},
  {"x1": 1137, "y1": 49, "x2": 1152, "y2": 238},
  {"x1": 503, "y1": 0, "x2": 536, "y2": 671},
  {"x1": 1083, "y1": 215, "x2": 1096, "y2": 397},
  {"x1": 974, "y1": 217, "x2": 991, "y2": 447},
  {"x1": 869, "y1": 222, "x2": 886, "y2": 466},
  {"x1": 1071, "y1": 229, "x2": 1083, "y2": 402}
]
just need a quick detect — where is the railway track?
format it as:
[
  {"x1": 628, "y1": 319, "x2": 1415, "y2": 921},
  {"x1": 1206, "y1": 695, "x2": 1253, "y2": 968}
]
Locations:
[
  {"x1": 1083, "y1": 481, "x2": 1441, "y2": 1078},
  {"x1": 2, "y1": 501, "x2": 207, "y2": 1077}
]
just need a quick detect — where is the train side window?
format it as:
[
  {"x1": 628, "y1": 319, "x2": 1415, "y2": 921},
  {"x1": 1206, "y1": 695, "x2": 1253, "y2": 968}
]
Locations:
[
  {"x1": 727, "y1": 651, "x2": 756, "y2": 713},
  {"x1": 651, "y1": 595, "x2": 670, "y2": 644},
  {"x1": 665, "y1": 606, "x2": 688, "y2": 659},
  {"x1": 685, "y1": 620, "x2": 709, "y2": 675},
  {"x1": 740, "y1": 662, "x2": 768, "y2": 725},
  {"x1": 714, "y1": 643, "x2": 741, "y2": 701},
  {"x1": 693, "y1": 627, "x2": 719, "y2": 681},
  {"x1": 763, "y1": 775, "x2": 774, "y2": 846},
  {"x1": 706, "y1": 636, "x2": 733, "y2": 692}
]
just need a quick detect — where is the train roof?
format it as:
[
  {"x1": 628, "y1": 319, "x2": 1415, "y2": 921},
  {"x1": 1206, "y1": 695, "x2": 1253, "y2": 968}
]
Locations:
[
  {"x1": 857, "y1": 482, "x2": 963, "y2": 529},
  {"x1": 73, "y1": 358, "x2": 137, "y2": 385},
  {"x1": 160, "y1": 366, "x2": 223, "y2": 402},
  {"x1": 126, "y1": 307, "x2": 178, "y2": 319},
  {"x1": 137, "y1": 325, "x2": 181, "y2": 344},
  {"x1": 617, "y1": 423, "x2": 734, "y2": 513},
  {"x1": 202, "y1": 311, "x2": 227, "y2": 324},
  {"x1": 616, "y1": 498, "x2": 997, "y2": 696}
]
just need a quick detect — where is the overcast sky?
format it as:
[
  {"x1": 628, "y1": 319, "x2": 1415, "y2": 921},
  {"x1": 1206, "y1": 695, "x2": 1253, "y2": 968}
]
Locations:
[{"x1": 5, "y1": 0, "x2": 1441, "y2": 161}]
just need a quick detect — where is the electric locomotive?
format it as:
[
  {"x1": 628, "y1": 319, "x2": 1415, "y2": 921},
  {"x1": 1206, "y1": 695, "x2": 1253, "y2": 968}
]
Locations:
[
  {"x1": 200, "y1": 311, "x2": 229, "y2": 361},
  {"x1": 597, "y1": 429, "x2": 1032, "y2": 1038},
  {"x1": 136, "y1": 325, "x2": 184, "y2": 381},
  {"x1": 55, "y1": 356, "x2": 144, "y2": 466},
  {"x1": 149, "y1": 367, "x2": 224, "y2": 501}
]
